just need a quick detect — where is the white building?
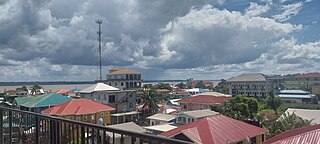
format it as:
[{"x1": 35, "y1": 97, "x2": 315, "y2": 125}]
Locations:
[
  {"x1": 106, "y1": 68, "x2": 142, "y2": 90},
  {"x1": 277, "y1": 90, "x2": 317, "y2": 104},
  {"x1": 147, "y1": 113, "x2": 176, "y2": 126},
  {"x1": 79, "y1": 83, "x2": 138, "y2": 113},
  {"x1": 176, "y1": 109, "x2": 219, "y2": 125}
]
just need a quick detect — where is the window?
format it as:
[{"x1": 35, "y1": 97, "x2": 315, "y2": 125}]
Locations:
[
  {"x1": 188, "y1": 118, "x2": 191, "y2": 123},
  {"x1": 129, "y1": 102, "x2": 133, "y2": 108},
  {"x1": 183, "y1": 104, "x2": 187, "y2": 109},
  {"x1": 121, "y1": 82, "x2": 124, "y2": 86},
  {"x1": 109, "y1": 95, "x2": 115, "y2": 103},
  {"x1": 182, "y1": 117, "x2": 186, "y2": 123},
  {"x1": 115, "y1": 82, "x2": 118, "y2": 86}
]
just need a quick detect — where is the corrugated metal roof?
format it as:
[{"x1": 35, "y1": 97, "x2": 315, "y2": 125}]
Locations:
[
  {"x1": 177, "y1": 95, "x2": 229, "y2": 104},
  {"x1": 79, "y1": 83, "x2": 119, "y2": 93},
  {"x1": 263, "y1": 124, "x2": 320, "y2": 144},
  {"x1": 177, "y1": 109, "x2": 219, "y2": 119},
  {"x1": 15, "y1": 93, "x2": 72, "y2": 107},
  {"x1": 147, "y1": 113, "x2": 176, "y2": 122},
  {"x1": 42, "y1": 98, "x2": 114, "y2": 115},
  {"x1": 227, "y1": 73, "x2": 266, "y2": 82},
  {"x1": 161, "y1": 115, "x2": 266, "y2": 144}
]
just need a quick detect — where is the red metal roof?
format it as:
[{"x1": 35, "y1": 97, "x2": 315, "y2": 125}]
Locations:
[
  {"x1": 296, "y1": 73, "x2": 320, "y2": 78},
  {"x1": 177, "y1": 95, "x2": 229, "y2": 104},
  {"x1": 42, "y1": 98, "x2": 114, "y2": 115},
  {"x1": 263, "y1": 124, "x2": 320, "y2": 144},
  {"x1": 160, "y1": 115, "x2": 266, "y2": 144}
]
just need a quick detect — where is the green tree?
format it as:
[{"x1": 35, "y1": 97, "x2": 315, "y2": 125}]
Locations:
[
  {"x1": 186, "y1": 78, "x2": 193, "y2": 89},
  {"x1": 219, "y1": 96, "x2": 259, "y2": 120},
  {"x1": 30, "y1": 84, "x2": 42, "y2": 95},
  {"x1": 175, "y1": 82, "x2": 186, "y2": 89},
  {"x1": 195, "y1": 81, "x2": 206, "y2": 89},
  {"x1": 143, "y1": 84, "x2": 153, "y2": 89},
  {"x1": 156, "y1": 83, "x2": 172, "y2": 90},
  {"x1": 142, "y1": 90, "x2": 160, "y2": 114},
  {"x1": 268, "y1": 112, "x2": 312, "y2": 137},
  {"x1": 16, "y1": 86, "x2": 28, "y2": 91},
  {"x1": 266, "y1": 89, "x2": 282, "y2": 115},
  {"x1": 214, "y1": 79, "x2": 229, "y2": 94}
]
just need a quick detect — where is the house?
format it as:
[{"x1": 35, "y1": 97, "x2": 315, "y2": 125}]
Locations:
[
  {"x1": 106, "y1": 68, "x2": 142, "y2": 90},
  {"x1": 106, "y1": 122, "x2": 147, "y2": 144},
  {"x1": 161, "y1": 115, "x2": 267, "y2": 144},
  {"x1": 185, "y1": 88, "x2": 207, "y2": 95},
  {"x1": 176, "y1": 109, "x2": 219, "y2": 124},
  {"x1": 42, "y1": 98, "x2": 114, "y2": 125},
  {"x1": 147, "y1": 113, "x2": 176, "y2": 126},
  {"x1": 263, "y1": 124, "x2": 320, "y2": 144},
  {"x1": 227, "y1": 73, "x2": 271, "y2": 97},
  {"x1": 79, "y1": 83, "x2": 137, "y2": 113},
  {"x1": 14, "y1": 93, "x2": 72, "y2": 113},
  {"x1": 169, "y1": 91, "x2": 191, "y2": 99},
  {"x1": 178, "y1": 93, "x2": 229, "y2": 111},
  {"x1": 3, "y1": 89, "x2": 28, "y2": 103},
  {"x1": 277, "y1": 90, "x2": 317, "y2": 104},
  {"x1": 281, "y1": 108, "x2": 320, "y2": 124},
  {"x1": 144, "y1": 123, "x2": 178, "y2": 135}
]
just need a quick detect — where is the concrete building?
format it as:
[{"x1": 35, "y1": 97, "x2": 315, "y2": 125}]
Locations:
[
  {"x1": 106, "y1": 122, "x2": 146, "y2": 144},
  {"x1": 227, "y1": 73, "x2": 271, "y2": 97},
  {"x1": 79, "y1": 83, "x2": 138, "y2": 113},
  {"x1": 106, "y1": 68, "x2": 142, "y2": 90},
  {"x1": 147, "y1": 113, "x2": 176, "y2": 126},
  {"x1": 176, "y1": 109, "x2": 219, "y2": 125},
  {"x1": 277, "y1": 90, "x2": 317, "y2": 104},
  {"x1": 42, "y1": 98, "x2": 114, "y2": 125}
]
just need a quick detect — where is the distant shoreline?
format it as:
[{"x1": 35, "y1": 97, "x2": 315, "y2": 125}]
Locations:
[{"x1": 0, "y1": 79, "x2": 221, "y2": 86}]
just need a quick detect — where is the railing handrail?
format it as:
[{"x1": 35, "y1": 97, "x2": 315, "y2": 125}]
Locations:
[{"x1": 0, "y1": 106, "x2": 193, "y2": 144}]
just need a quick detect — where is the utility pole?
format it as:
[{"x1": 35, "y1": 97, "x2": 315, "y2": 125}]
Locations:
[{"x1": 96, "y1": 19, "x2": 102, "y2": 81}]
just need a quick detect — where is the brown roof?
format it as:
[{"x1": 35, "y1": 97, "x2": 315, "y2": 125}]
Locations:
[
  {"x1": 227, "y1": 73, "x2": 266, "y2": 82},
  {"x1": 108, "y1": 68, "x2": 140, "y2": 75},
  {"x1": 296, "y1": 73, "x2": 320, "y2": 78}
]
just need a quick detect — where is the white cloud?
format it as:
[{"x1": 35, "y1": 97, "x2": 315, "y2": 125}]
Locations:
[
  {"x1": 245, "y1": 2, "x2": 270, "y2": 17},
  {"x1": 273, "y1": 2, "x2": 303, "y2": 22}
]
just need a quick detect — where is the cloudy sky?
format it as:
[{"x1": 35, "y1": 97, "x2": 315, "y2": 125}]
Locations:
[{"x1": 0, "y1": 0, "x2": 319, "y2": 81}]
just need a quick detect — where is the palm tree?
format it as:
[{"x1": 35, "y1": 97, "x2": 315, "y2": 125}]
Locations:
[
  {"x1": 268, "y1": 112, "x2": 313, "y2": 138},
  {"x1": 141, "y1": 89, "x2": 160, "y2": 115}
]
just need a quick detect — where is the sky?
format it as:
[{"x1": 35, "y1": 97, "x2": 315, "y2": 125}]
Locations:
[{"x1": 0, "y1": 0, "x2": 320, "y2": 81}]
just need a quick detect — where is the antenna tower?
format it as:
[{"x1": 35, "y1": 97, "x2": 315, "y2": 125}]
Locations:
[{"x1": 96, "y1": 19, "x2": 102, "y2": 81}]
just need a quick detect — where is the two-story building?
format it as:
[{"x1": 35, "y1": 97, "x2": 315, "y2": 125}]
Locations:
[
  {"x1": 79, "y1": 83, "x2": 137, "y2": 113},
  {"x1": 227, "y1": 73, "x2": 271, "y2": 97}
]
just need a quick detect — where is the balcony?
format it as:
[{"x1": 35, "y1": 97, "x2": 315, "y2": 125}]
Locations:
[{"x1": 0, "y1": 106, "x2": 191, "y2": 144}]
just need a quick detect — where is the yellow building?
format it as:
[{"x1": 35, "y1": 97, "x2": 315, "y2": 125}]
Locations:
[{"x1": 42, "y1": 98, "x2": 114, "y2": 125}]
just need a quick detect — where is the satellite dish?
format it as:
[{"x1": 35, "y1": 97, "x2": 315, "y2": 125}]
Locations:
[{"x1": 97, "y1": 118, "x2": 104, "y2": 125}]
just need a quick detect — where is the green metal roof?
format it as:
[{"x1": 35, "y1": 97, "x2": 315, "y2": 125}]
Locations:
[{"x1": 15, "y1": 93, "x2": 72, "y2": 108}]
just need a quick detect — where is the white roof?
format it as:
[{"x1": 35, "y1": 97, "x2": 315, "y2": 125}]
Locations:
[
  {"x1": 144, "y1": 123, "x2": 178, "y2": 132},
  {"x1": 282, "y1": 108, "x2": 320, "y2": 124},
  {"x1": 278, "y1": 94, "x2": 314, "y2": 99},
  {"x1": 79, "y1": 83, "x2": 119, "y2": 93},
  {"x1": 280, "y1": 90, "x2": 311, "y2": 94},
  {"x1": 111, "y1": 111, "x2": 140, "y2": 117},
  {"x1": 106, "y1": 122, "x2": 146, "y2": 138},
  {"x1": 186, "y1": 88, "x2": 207, "y2": 93},
  {"x1": 178, "y1": 109, "x2": 219, "y2": 119},
  {"x1": 168, "y1": 99, "x2": 180, "y2": 106},
  {"x1": 147, "y1": 113, "x2": 176, "y2": 122},
  {"x1": 194, "y1": 91, "x2": 231, "y2": 97}
]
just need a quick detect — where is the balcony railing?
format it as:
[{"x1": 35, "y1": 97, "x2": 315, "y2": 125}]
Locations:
[{"x1": 0, "y1": 106, "x2": 191, "y2": 144}]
